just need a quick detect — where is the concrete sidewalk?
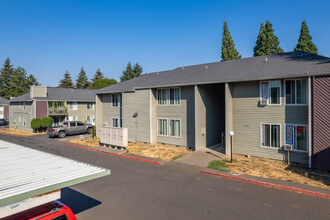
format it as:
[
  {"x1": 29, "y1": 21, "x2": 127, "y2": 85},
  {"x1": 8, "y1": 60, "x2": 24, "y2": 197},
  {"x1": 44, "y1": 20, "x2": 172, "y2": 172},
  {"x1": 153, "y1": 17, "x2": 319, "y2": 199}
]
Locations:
[{"x1": 176, "y1": 146, "x2": 226, "y2": 167}]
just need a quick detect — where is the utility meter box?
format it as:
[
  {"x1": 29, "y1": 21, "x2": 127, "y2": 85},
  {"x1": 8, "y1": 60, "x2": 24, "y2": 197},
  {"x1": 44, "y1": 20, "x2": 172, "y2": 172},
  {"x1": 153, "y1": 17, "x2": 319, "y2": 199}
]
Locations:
[{"x1": 100, "y1": 126, "x2": 128, "y2": 147}]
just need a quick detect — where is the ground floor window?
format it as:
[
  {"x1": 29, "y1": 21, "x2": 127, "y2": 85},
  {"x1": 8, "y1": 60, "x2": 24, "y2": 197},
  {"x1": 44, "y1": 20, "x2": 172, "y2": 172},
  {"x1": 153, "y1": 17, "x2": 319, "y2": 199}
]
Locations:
[
  {"x1": 169, "y1": 119, "x2": 180, "y2": 137},
  {"x1": 157, "y1": 118, "x2": 168, "y2": 136},
  {"x1": 285, "y1": 125, "x2": 307, "y2": 151},
  {"x1": 23, "y1": 117, "x2": 26, "y2": 127},
  {"x1": 261, "y1": 123, "x2": 280, "y2": 148},
  {"x1": 112, "y1": 117, "x2": 122, "y2": 127},
  {"x1": 86, "y1": 115, "x2": 95, "y2": 125},
  {"x1": 68, "y1": 116, "x2": 78, "y2": 121}
]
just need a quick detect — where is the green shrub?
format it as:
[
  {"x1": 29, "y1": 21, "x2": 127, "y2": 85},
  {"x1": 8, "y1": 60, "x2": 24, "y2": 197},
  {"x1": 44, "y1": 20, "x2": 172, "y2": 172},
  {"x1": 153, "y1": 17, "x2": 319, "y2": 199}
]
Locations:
[
  {"x1": 41, "y1": 117, "x2": 53, "y2": 128},
  {"x1": 31, "y1": 118, "x2": 41, "y2": 130}
]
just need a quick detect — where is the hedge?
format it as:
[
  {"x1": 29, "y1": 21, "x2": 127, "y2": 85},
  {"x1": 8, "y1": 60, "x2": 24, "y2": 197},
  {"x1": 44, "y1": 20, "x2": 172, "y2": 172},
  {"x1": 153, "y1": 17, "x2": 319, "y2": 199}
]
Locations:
[
  {"x1": 41, "y1": 117, "x2": 53, "y2": 128},
  {"x1": 31, "y1": 118, "x2": 41, "y2": 129}
]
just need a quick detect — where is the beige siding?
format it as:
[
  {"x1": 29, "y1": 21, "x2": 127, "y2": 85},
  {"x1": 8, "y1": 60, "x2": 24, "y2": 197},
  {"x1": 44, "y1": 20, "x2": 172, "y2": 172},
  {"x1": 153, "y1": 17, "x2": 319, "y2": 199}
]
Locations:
[
  {"x1": 100, "y1": 94, "x2": 121, "y2": 127},
  {"x1": 155, "y1": 86, "x2": 194, "y2": 147},
  {"x1": 122, "y1": 89, "x2": 151, "y2": 143},
  {"x1": 230, "y1": 80, "x2": 309, "y2": 164},
  {"x1": 9, "y1": 102, "x2": 34, "y2": 131},
  {"x1": 96, "y1": 94, "x2": 103, "y2": 137},
  {"x1": 67, "y1": 102, "x2": 96, "y2": 123}
]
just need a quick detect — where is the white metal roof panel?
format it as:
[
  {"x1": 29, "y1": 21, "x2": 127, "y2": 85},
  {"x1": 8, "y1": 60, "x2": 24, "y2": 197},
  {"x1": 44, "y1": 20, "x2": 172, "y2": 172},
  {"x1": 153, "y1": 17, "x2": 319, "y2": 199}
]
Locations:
[{"x1": 0, "y1": 140, "x2": 110, "y2": 207}]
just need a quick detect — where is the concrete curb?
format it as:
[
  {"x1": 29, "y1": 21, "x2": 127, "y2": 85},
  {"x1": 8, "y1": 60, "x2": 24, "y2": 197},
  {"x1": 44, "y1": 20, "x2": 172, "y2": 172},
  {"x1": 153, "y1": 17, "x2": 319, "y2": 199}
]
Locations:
[
  {"x1": 65, "y1": 143, "x2": 164, "y2": 165},
  {"x1": 201, "y1": 170, "x2": 330, "y2": 199}
]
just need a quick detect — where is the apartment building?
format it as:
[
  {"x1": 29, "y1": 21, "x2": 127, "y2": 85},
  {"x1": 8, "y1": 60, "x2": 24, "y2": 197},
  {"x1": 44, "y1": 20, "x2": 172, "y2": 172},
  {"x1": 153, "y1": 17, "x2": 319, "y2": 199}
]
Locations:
[
  {"x1": 0, "y1": 96, "x2": 9, "y2": 120},
  {"x1": 9, "y1": 86, "x2": 96, "y2": 131},
  {"x1": 96, "y1": 52, "x2": 329, "y2": 170}
]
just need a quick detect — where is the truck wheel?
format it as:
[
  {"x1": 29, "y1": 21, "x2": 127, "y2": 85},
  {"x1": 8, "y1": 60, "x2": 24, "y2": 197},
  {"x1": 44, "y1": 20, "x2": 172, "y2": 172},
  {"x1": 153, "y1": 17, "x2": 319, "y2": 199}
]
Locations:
[
  {"x1": 87, "y1": 128, "x2": 93, "y2": 134},
  {"x1": 58, "y1": 131, "x2": 66, "y2": 138}
]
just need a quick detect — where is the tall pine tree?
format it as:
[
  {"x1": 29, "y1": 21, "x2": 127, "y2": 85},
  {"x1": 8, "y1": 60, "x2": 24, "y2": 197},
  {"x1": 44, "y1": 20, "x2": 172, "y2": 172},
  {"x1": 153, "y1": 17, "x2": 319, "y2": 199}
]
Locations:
[
  {"x1": 59, "y1": 70, "x2": 74, "y2": 88},
  {"x1": 0, "y1": 58, "x2": 14, "y2": 98},
  {"x1": 132, "y1": 63, "x2": 143, "y2": 78},
  {"x1": 221, "y1": 20, "x2": 241, "y2": 61},
  {"x1": 294, "y1": 20, "x2": 318, "y2": 54},
  {"x1": 120, "y1": 62, "x2": 134, "y2": 82},
  {"x1": 92, "y1": 68, "x2": 104, "y2": 83},
  {"x1": 253, "y1": 20, "x2": 284, "y2": 56},
  {"x1": 76, "y1": 67, "x2": 90, "y2": 89}
]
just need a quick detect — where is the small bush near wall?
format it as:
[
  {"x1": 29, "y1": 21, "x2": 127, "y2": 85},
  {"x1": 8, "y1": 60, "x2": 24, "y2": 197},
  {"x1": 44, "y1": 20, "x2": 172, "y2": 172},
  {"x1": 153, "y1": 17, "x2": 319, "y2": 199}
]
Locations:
[
  {"x1": 41, "y1": 117, "x2": 53, "y2": 130},
  {"x1": 31, "y1": 118, "x2": 41, "y2": 133}
]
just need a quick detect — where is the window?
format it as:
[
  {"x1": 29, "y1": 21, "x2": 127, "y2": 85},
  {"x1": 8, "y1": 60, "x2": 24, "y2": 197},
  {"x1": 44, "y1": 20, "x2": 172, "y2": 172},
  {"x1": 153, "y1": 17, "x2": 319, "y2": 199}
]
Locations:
[
  {"x1": 23, "y1": 117, "x2": 26, "y2": 127},
  {"x1": 68, "y1": 116, "x2": 78, "y2": 121},
  {"x1": 157, "y1": 89, "x2": 167, "y2": 105},
  {"x1": 86, "y1": 115, "x2": 95, "y2": 124},
  {"x1": 261, "y1": 123, "x2": 280, "y2": 148},
  {"x1": 112, "y1": 117, "x2": 120, "y2": 127},
  {"x1": 169, "y1": 119, "x2": 181, "y2": 137},
  {"x1": 0, "y1": 105, "x2": 3, "y2": 111},
  {"x1": 87, "y1": 102, "x2": 95, "y2": 110},
  {"x1": 285, "y1": 79, "x2": 307, "y2": 104},
  {"x1": 19, "y1": 116, "x2": 21, "y2": 123},
  {"x1": 22, "y1": 102, "x2": 26, "y2": 111},
  {"x1": 286, "y1": 125, "x2": 307, "y2": 151},
  {"x1": 112, "y1": 94, "x2": 120, "y2": 107},
  {"x1": 169, "y1": 88, "x2": 180, "y2": 105},
  {"x1": 260, "y1": 81, "x2": 281, "y2": 105},
  {"x1": 68, "y1": 102, "x2": 77, "y2": 110},
  {"x1": 70, "y1": 122, "x2": 76, "y2": 127},
  {"x1": 77, "y1": 121, "x2": 84, "y2": 126},
  {"x1": 157, "y1": 118, "x2": 168, "y2": 136}
]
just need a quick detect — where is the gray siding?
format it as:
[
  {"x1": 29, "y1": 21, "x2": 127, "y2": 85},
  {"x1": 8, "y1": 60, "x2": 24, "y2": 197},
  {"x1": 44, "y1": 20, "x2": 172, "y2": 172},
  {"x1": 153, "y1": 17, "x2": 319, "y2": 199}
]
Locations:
[
  {"x1": 230, "y1": 80, "x2": 309, "y2": 164},
  {"x1": 155, "y1": 86, "x2": 194, "y2": 147},
  {"x1": 122, "y1": 89, "x2": 151, "y2": 143},
  {"x1": 9, "y1": 102, "x2": 34, "y2": 131}
]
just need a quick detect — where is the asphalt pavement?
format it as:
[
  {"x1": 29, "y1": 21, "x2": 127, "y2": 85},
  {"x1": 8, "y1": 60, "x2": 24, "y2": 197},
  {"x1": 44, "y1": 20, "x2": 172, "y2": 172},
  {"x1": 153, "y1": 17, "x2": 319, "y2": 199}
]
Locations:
[{"x1": 1, "y1": 133, "x2": 329, "y2": 220}]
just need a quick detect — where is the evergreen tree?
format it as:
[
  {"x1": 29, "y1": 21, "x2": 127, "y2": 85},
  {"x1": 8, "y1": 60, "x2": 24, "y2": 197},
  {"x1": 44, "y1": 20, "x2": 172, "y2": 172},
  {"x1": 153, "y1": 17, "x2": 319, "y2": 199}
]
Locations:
[
  {"x1": 294, "y1": 20, "x2": 318, "y2": 54},
  {"x1": 90, "y1": 78, "x2": 117, "y2": 89},
  {"x1": 253, "y1": 20, "x2": 284, "y2": 56},
  {"x1": 132, "y1": 63, "x2": 143, "y2": 78},
  {"x1": 92, "y1": 68, "x2": 104, "y2": 83},
  {"x1": 59, "y1": 70, "x2": 74, "y2": 88},
  {"x1": 221, "y1": 20, "x2": 241, "y2": 61},
  {"x1": 120, "y1": 62, "x2": 134, "y2": 82},
  {"x1": 0, "y1": 58, "x2": 14, "y2": 98},
  {"x1": 76, "y1": 67, "x2": 90, "y2": 89}
]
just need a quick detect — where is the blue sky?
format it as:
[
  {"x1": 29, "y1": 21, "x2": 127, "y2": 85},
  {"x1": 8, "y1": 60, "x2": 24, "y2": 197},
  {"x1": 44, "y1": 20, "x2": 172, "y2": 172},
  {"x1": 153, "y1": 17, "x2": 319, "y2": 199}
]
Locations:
[{"x1": 0, "y1": 0, "x2": 329, "y2": 86}]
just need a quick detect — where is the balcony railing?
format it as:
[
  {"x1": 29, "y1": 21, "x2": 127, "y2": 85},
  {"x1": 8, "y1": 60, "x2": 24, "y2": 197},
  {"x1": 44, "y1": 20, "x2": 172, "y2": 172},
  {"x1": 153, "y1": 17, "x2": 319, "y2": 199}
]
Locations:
[{"x1": 48, "y1": 107, "x2": 67, "y2": 116}]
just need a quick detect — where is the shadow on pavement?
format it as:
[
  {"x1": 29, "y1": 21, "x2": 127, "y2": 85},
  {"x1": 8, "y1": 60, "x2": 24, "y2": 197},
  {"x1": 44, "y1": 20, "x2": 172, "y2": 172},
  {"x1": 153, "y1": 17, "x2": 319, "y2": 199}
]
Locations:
[{"x1": 60, "y1": 187, "x2": 101, "y2": 215}]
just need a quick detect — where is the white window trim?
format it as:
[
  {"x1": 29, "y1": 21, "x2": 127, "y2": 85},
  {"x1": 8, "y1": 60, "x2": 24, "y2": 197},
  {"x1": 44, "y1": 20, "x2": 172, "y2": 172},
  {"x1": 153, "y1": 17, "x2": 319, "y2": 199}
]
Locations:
[
  {"x1": 0, "y1": 105, "x2": 4, "y2": 111},
  {"x1": 260, "y1": 81, "x2": 282, "y2": 106},
  {"x1": 169, "y1": 118, "x2": 181, "y2": 138},
  {"x1": 156, "y1": 89, "x2": 168, "y2": 106},
  {"x1": 23, "y1": 117, "x2": 26, "y2": 127},
  {"x1": 260, "y1": 123, "x2": 281, "y2": 149},
  {"x1": 284, "y1": 79, "x2": 308, "y2": 106},
  {"x1": 23, "y1": 102, "x2": 26, "y2": 111},
  {"x1": 157, "y1": 118, "x2": 168, "y2": 136},
  {"x1": 169, "y1": 88, "x2": 181, "y2": 106},
  {"x1": 68, "y1": 102, "x2": 78, "y2": 111},
  {"x1": 86, "y1": 102, "x2": 95, "y2": 110},
  {"x1": 111, "y1": 117, "x2": 119, "y2": 127},
  {"x1": 69, "y1": 116, "x2": 78, "y2": 121},
  {"x1": 285, "y1": 124, "x2": 308, "y2": 153},
  {"x1": 111, "y1": 94, "x2": 120, "y2": 108}
]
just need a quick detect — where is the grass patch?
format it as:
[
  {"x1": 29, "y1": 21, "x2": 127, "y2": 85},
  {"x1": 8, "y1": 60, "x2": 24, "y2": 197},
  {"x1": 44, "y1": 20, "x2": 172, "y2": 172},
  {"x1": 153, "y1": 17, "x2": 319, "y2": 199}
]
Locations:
[
  {"x1": 0, "y1": 128, "x2": 45, "y2": 136},
  {"x1": 68, "y1": 137, "x2": 100, "y2": 147},
  {"x1": 171, "y1": 155, "x2": 184, "y2": 161},
  {"x1": 208, "y1": 160, "x2": 230, "y2": 172},
  {"x1": 223, "y1": 158, "x2": 238, "y2": 163}
]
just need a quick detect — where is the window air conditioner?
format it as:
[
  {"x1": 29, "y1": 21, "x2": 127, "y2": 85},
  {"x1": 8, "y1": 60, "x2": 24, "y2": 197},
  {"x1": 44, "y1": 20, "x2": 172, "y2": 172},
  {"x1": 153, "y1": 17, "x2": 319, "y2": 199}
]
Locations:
[
  {"x1": 260, "y1": 99, "x2": 268, "y2": 106},
  {"x1": 284, "y1": 145, "x2": 293, "y2": 151}
]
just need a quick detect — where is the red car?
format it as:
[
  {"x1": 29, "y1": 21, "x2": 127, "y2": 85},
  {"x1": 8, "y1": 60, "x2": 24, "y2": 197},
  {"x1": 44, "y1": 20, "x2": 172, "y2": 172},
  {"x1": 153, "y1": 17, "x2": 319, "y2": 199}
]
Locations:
[{"x1": 3, "y1": 201, "x2": 77, "y2": 220}]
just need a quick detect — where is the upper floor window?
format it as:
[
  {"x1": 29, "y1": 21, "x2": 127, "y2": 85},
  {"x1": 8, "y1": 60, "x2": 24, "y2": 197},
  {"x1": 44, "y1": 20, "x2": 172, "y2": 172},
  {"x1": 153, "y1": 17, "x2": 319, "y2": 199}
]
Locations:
[
  {"x1": 112, "y1": 94, "x2": 120, "y2": 107},
  {"x1": 0, "y1": 105, "x2": 3, "y2": 111},
  {"x1": 87, "y1": 102, "x2": 95, "y2": 110},
  {"x1": 169, "y1": 88, "x2": 180, "y2": 106},
  {"x1": 285, "y1": 79, "x2": 307, "y2": 105},
  {"x1": 68, "y1": 102, "x2": 77, "y2": 110},
  {"x1": 157, "y1": 89, "x2": 167, "y2": 105},
  {"x1": 260, "y1": 81, "x2": 281, "y2": 105}
]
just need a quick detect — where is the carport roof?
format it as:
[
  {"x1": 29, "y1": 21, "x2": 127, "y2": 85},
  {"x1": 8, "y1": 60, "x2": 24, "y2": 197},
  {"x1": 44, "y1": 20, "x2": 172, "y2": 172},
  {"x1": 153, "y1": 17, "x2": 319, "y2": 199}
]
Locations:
[
  {"x1": 0, "y1": 140, "x2": 110, "y2": 207},
  {"x1": 97, "y1": 51, "x2": 330, "y2": 94}
]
